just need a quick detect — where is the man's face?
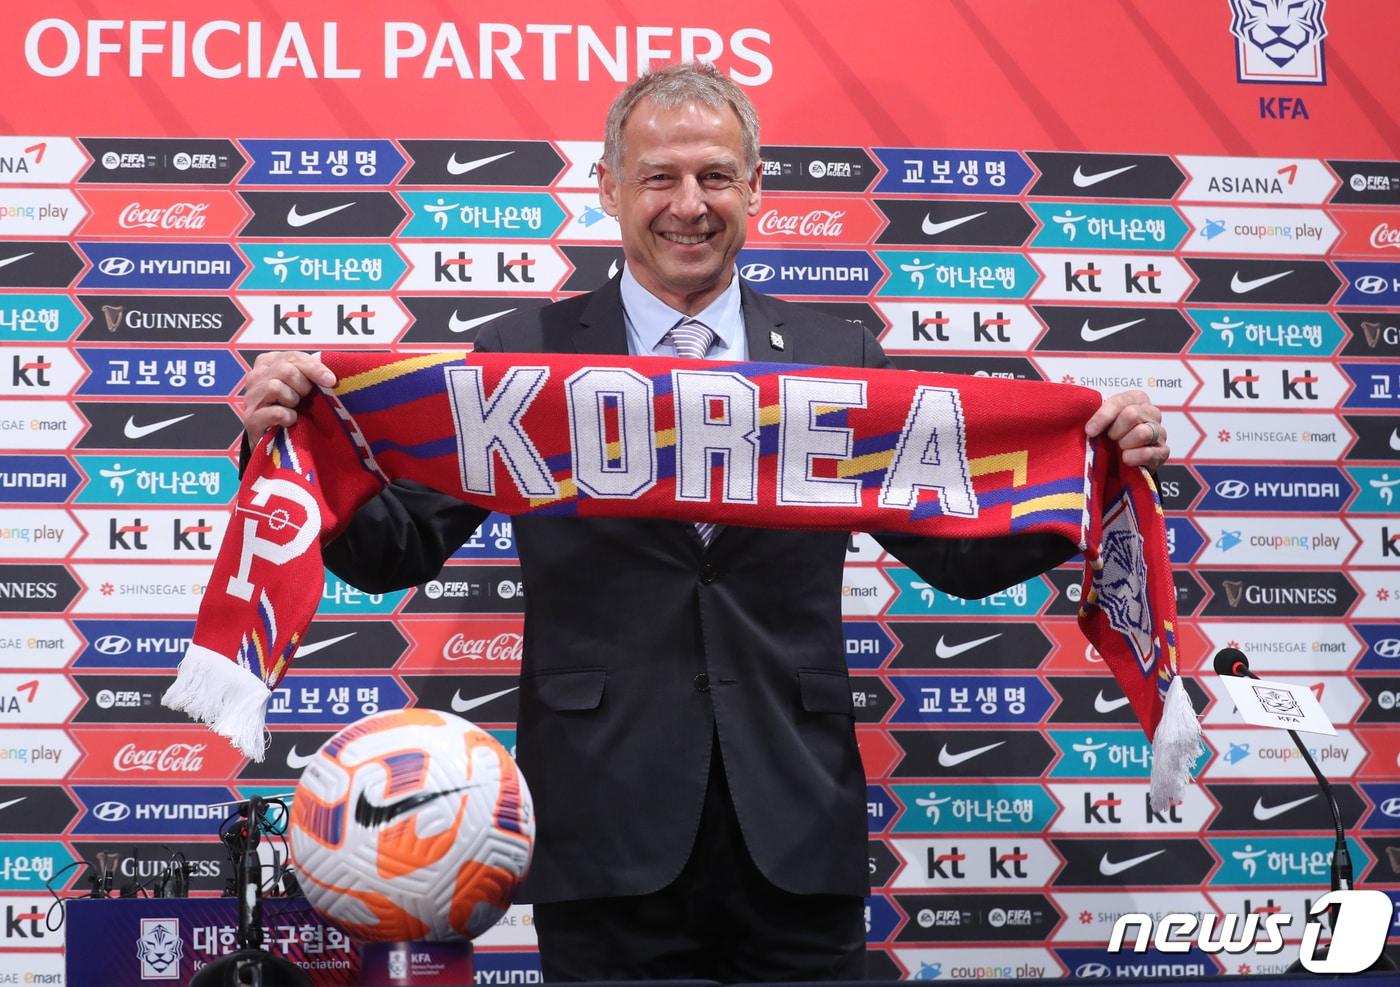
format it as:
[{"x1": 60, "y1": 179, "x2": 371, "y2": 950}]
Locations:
[{"x1": 598, "y1": 97, "x2": 761, "y2": 314}]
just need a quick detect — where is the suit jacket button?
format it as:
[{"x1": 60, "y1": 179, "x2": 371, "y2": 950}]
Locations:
[
  {"x1": 700, "y1": 563, "x2": 719, "y2": 584},
  {"x1": 693, "y1": 673, "x2": 710, "y2": 692}
]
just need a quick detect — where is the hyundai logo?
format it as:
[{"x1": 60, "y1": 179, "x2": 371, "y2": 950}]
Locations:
[
  {"x1": 93, "y1": 635, "x2": 133, "y2": 655},
  {"x1": 1374, "y1": 638, "x2": 1400, "y2": 659},
  {"x1": 1215, "y1": 479, "x2": 1249, "y2": 499},
  {"x1": 1075, "y1": 963, "x2": 1112, "y2": 978},
  {"x1": 1380, "y1": 797, "x2": 1400, "y2": 817},
  {"x1": 98, "y1": 257, "x2": 135, "y2": 277},
  {"x1": 1355, "y1": 275, "x2": 1391, "y2": 295},
  {"x1": 92, "y1": 800, "x2": 131, "y2": 822},
  {"x1": 740, "y1": 263, "x2": 775, "y2": 282}
]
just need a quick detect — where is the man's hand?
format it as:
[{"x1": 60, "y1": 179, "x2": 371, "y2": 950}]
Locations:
[
  {"x1": 1085, "y1": 389, "x2": 1169, "y2": 471},
  {"x1": 239, "y1": 351, "x2": 336, "y2": 442}
]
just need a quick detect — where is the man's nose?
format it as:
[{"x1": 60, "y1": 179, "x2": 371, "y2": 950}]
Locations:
[{"x1": 669, "y1": 176, "x2": 707, "y2": 219}]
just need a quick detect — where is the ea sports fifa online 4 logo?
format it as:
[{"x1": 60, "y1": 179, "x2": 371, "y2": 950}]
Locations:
[{"x1": 1228, "y1": 0, "x2": 1327, "y2": 84}]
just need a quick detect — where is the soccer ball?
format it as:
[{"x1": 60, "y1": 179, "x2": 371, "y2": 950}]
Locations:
[{"x1": 288, "y1": 708, "x2": 534, "y2": 942}]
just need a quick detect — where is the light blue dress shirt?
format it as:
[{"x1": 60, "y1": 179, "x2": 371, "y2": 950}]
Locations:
[{"x1": 619, "y1": 264, "x2": 749, "y2": 361}]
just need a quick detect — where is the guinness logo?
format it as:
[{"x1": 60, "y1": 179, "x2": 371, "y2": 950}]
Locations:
[
  {"x1": 1224, "y1": 580, "x2": 1246, "y2": 608},
  {"x1": 1362, "y1": 320, "x2": 1385, "y2": 348},
  {"x1": 102, "y1": 305, "x2": 124, "y2": 333}
]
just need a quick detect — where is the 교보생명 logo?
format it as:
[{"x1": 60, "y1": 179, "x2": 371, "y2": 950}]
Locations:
[{"x1": 1229, "y1": 0, "x2": 1327, "y2": 85}]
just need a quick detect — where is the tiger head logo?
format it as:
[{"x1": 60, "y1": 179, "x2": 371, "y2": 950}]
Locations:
[
  {"x1": 1228, "y1": 0, "x2": 1327, "y2": 82},
  {"x1": 135, "y1": 920, "x2": 184, "y2": 979}
]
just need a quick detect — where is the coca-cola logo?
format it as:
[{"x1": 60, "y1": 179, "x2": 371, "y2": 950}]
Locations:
[
  {"x1": 1370, "y1": 223, "x2": 1400, "y2": 250},
  {"x1": 113, "y1": 742, "x2": 207, "y2": 773},
  {"x1": 442, "y1": 632, "x2": 522, "y2": 663},
  {"x1": 118, "y1": 202, "x2": 210, "y2": 231},
  {"x1": 755, "y1": 208, "x2": 846, "y2": 238}
]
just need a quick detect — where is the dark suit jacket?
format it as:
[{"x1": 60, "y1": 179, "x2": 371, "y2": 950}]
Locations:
[{"x1": 324, "y1": 277, "x2": 1077, "y2": 903}]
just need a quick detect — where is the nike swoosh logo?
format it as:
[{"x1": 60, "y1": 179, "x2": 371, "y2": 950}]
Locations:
[
  {"x1": 449, "y1": 308, "x2": 516, "y2": 334},
  {"x1": 1094, "y1": 691, "x2": 1131, "y2": 714},
  {"x1": 451, "y1": 685, "x2": 519, "y2": 714},
  {"x1": 0, "y1": 797, "x2": 26, "y2": 811},
  {"x1": 937, "y1": 740, "x2": 1005, "y2": 767},
  {"x1": 285, "y1": 746, "x2": 318, "y2": 770},
  {"x1": 1080, "y1": 317, "x2": 1145, "y2": 342},
  {"x1": 1073, "y1": 164, "x2": 1137, "y2": 188},
  {"x1": 447, "y1": 150, "x2": 513, "y2": 175},
  {"x1": 1230, "y1": 270, "x2": 1292, "y2": 294},
  {"x1": 354, "y1": 783, "x2": 474, "y2": 828},
  {"x1": 921, "y1": 211, "x2": 987, "y2": 237},
  {"x1": 934, "y1": 632, "x2": 1002, "y2": 658},
  {"x1": 124, "y1": 413, "x2": 194, "y2": 440},
  {"x1": 1100, "y1": 849, "x2": 1165, "y2": 876},
  {"x1": 1253, "y1": 794, "x2": 1316, "y2": 821},
  {"x1": 295, "y1": 631, "x2": 357, "y2": 657},
  {"x1": 0, "y1": 252, "x2": 34, "y2": 270},
  {"x1": 286, "y1": 202, "x2": 356, "y2": 228}
]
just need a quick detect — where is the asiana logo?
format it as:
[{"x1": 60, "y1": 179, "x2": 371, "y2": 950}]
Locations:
[{"x1": 1228, "y1": 0, "x2": 1327, "y2": 85}]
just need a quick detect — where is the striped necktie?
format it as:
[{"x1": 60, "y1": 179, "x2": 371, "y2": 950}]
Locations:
[{"x1": 667, "y1": 318, "x2": 719, "y2": 546}]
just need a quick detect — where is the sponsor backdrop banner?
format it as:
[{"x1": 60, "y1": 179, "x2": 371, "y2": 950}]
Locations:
[{"x1": 1, "y1": 0, "x2": 1399, "y2": 980}]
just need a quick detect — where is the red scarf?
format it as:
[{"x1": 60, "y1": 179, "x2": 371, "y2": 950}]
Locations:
[{"x1": 163, "y1": 351, "x2": 1199, "y2": 807}]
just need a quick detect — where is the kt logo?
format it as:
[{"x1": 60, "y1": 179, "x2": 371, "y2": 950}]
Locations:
[{"x1": 12, "y1": 354, "x2": 51, "y2": 387}]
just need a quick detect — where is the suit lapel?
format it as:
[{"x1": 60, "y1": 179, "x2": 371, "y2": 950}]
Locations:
[
  {"x1": 570, "y1": 276, "x2": 631, "y2": 355},
  {"x1": 740, "y1": 281, "x2": 793, "y2": 364}
]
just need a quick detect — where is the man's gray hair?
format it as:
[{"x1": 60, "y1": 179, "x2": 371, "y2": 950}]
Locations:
[{"x1": 603, "y1": 62, "x2": 761, "y2": 175}]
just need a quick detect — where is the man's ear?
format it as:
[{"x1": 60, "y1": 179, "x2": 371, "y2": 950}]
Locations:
[
  {"x1": 598, "y1": 159, "x2": 620, "y2": 217},
  {"x1": 747, "y1": 160, "x2": 763, "y2": 217}
]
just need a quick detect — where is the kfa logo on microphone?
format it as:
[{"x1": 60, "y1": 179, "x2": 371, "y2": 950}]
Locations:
[{"x1": 1106, "y1": 890, "x2": 1392, "y2": 974}]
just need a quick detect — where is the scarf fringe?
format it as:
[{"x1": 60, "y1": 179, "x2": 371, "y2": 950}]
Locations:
[
  {"x1": 161, "y1": 646, "x2": 271, "y2": 761},
  {"x1": 1148, "y1": 676, "x2": 1202, "y2": 812}
]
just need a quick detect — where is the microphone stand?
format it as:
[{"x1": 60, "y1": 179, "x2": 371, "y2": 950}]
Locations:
[
  {"x1": 190, "y1": 797, "x2": 311, "y2": 987},
  {"x1": 1214, "y1": 649, "x2": 1395, "y2": 973}
]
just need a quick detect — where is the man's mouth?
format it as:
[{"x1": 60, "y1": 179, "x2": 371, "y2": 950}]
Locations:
[{"x1": 658, "y1": 231, "x2": 714, "y2": 245}]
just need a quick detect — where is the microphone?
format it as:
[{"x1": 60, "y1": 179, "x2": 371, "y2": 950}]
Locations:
[
  {"x1": 1213, "y1": 649, "x2": 1353, "y2": 894},
  {"x1": 1212, "y1": 646, "x2": 1251, "y2": 679}
]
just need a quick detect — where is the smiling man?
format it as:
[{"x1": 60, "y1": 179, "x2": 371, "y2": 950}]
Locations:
[{"x1": 238, "y1": 62, "x2": 1169, "y2": 981}]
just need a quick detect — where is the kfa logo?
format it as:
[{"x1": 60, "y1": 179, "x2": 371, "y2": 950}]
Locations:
[
  {"x1": 1229, "y1": 0, "x2": 1327, "y2": 85},
  {"x1": 136, "y1": 917, "x2": 183, "y2": 980}
]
